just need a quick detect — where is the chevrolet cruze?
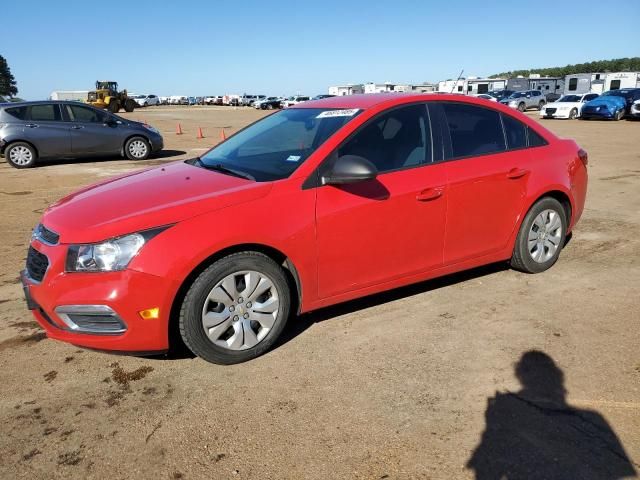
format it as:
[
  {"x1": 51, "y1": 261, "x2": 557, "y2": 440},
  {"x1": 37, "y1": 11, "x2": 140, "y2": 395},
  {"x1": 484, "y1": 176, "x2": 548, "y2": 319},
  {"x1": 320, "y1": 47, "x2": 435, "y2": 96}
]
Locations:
[{"x1": 21, "y1": 94, "x2": 588, "y2": 364}]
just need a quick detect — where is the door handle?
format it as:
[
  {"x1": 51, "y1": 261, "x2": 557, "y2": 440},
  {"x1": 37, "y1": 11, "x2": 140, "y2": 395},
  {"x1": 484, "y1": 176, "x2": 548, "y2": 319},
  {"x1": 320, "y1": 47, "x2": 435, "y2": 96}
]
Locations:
[
  {"x1": 71, "y1": 125, "x2": 84, "y2": 130},
  {"x1": 416, "y1": 187, "x2": 444, "y2": 201},
  {"x1": 25, "y1": 124, "x2": 39, "y2": 128},
  {"x1": 507, "y1": 168, "x2": 529, "y2": 179}
]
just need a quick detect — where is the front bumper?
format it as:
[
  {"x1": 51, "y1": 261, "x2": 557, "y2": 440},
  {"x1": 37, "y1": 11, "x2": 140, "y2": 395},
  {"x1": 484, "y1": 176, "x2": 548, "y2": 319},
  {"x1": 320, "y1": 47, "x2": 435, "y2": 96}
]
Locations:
[
  {"x1": 21, "y1": 240, "x2": 172, "y2": 352},
  {"x1": 149, "y1": 134, "x2": 164, "y2": 152},
  {"x1": 581, "y1": 107, "x2": 616, "y2": 119},
  {"x1": 540, "y1": 108, "x2": 571, "y2": 119}
]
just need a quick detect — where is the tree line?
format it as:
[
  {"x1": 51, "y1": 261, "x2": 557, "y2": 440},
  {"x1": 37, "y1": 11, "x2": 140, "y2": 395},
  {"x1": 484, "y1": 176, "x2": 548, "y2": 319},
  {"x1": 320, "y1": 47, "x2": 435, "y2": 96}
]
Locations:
[{"x1": 489, "y1": 57, "x2": 640, "y2": 79}]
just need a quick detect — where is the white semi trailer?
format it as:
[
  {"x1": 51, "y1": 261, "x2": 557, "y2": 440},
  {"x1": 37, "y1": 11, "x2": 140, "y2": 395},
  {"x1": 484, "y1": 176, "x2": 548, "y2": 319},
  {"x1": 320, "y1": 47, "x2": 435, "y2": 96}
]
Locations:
[{"x1": 50, "y1": 91, "x2": 89, "y2": 101}]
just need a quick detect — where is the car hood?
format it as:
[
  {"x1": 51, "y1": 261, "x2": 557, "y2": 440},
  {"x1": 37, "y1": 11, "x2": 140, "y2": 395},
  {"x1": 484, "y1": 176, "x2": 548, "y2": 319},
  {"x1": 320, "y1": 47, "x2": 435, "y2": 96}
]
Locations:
[
  {"x1": 41, "y1": 161, "x2": 272, "y2": 244},
  {"x1": 584, "y1": 96, "x2": 625, "y2": 108}
]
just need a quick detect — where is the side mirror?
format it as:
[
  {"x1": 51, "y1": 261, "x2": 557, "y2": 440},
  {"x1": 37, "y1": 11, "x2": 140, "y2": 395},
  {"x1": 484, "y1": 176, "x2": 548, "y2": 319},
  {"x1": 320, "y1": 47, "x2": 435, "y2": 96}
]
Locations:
[{"x1": 322, "y1": 155, "x2": 378, "y2": 185}]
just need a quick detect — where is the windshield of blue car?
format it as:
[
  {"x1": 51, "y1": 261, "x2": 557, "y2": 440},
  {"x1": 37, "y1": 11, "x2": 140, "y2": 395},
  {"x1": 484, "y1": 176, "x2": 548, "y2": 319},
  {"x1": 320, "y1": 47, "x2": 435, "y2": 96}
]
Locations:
[
  {"x1": 195, "y1": 108, "x2": 362, "y2": 182},
  {"x1": 558, "y1": 95, "x2": 581, "y2": 102}
]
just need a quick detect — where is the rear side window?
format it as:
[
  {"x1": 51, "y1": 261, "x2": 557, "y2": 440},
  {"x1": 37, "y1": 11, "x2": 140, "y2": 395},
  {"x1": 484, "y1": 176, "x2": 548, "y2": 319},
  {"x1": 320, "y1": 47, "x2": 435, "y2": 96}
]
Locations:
[
  {"x1": 29, "y1": 104, "x2": 60, "y2": 121},
  {"x1": 67, "y1": 105, "x2": 108, "y2": 123},
  {"x1": 441, "y1": 103, "x2": 506, "y2": 158},
  {"x1": 4, "y1": 106, "x2": 28, "y2": 120},
  {"x1": 502, "y1": 114, "x2": 527, "y2": 150},
  {"x1": 528, "y1": 128, "x2": 547, "y2": 147}
]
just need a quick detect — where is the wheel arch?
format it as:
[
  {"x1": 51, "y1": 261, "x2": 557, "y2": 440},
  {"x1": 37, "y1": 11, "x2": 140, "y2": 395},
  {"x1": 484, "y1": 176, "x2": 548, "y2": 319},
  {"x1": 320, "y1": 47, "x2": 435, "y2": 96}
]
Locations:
[{"x1": 167, "y1": 243, "x2": 302, "y2": 352}]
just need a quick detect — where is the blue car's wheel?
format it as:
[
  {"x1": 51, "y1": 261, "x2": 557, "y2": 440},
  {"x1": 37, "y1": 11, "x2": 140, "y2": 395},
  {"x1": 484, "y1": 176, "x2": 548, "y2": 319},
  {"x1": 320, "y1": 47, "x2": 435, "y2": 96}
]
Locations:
[{"x1": 614, "y1": 109, "x2": 624, "y2": 121}]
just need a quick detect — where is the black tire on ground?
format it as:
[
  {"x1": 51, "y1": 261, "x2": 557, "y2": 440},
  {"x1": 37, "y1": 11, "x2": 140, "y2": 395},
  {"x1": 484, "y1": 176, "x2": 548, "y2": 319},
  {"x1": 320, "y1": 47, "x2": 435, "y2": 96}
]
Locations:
[
  {"x1": 124, "y1": 136, "x2": 151, "y2": 160},
  {"x1": 108, "y1": 101, "x2": 120, "y2": 113},
  {"x1": 538, "y1": 101, "x2": 545, "y2": 110},
  {"x1": 518, "y1": 102, "x2": 526, "y2": 112},
  {"x1": 614, "y1": 109, "x2": 624, "y2": 121},
  {"x1": 511, "y1": 197, "x2": 567, "y2": 274},
  {"x1": 4, "y1": 142, "x2": 37, "y2": 168},
  {"x1": 569, "y1": 108, "x2": 578, "y2": 119},
  {"x1": 124, "y1": 99, "x2": 136, "y2": 113},
  {"x1": 267, "y1": 104, "x2": 274, "y2": 110},
  {"x1": 179, "y1": 252, "x2": 292, "y2": 365}
]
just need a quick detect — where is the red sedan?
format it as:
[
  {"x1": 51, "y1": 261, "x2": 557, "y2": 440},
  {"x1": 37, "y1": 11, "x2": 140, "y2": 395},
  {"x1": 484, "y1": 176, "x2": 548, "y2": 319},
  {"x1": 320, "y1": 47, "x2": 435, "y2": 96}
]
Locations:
[{"x1": 22, "y1": 94, "x2": 588, "y2": 364}]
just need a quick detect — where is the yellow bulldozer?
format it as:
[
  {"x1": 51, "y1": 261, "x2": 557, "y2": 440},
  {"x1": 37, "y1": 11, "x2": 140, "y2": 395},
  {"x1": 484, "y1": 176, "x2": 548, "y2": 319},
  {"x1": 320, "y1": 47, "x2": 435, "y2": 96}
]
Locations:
[{"x1": 86, "y1": 81, "x2": 137, "y2": 113}]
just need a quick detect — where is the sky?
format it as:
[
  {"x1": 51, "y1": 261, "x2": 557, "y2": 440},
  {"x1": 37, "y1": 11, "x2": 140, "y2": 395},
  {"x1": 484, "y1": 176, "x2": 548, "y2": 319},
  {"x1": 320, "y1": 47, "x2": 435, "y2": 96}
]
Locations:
[{"x1": 4, "y1": 0, "x2": 640, "y2": 100}]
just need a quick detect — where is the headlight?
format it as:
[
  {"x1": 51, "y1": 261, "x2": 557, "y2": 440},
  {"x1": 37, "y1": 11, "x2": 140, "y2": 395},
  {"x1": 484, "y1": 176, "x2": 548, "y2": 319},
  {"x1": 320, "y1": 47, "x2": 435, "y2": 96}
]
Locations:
[
  {"x1": 508, "y1": 101, "x2": 517, "y2": 106},
  {"x1": 143, "y1": 124, "x2": 160, "y2": 134},
  {"x1": 65, "y1": 227, "x2": 169, "y2": 272}
]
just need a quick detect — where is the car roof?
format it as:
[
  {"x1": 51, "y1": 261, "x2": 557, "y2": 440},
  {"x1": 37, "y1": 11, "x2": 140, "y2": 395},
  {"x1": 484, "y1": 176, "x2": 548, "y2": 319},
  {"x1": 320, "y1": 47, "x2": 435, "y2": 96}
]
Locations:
[
  {"x1": 0, "y1": 100, "x2": 87, "y2": 107},
  {"x1": 296, "y1": 92, "x2": 512, "y2": 110}
]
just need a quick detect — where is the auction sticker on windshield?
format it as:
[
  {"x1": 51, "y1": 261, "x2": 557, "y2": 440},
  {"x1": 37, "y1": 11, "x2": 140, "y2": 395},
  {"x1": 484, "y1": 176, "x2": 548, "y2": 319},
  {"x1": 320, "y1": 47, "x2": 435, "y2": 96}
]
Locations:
[{"x1": 316, "y1": 109, "x2": 360, "y2": 119}]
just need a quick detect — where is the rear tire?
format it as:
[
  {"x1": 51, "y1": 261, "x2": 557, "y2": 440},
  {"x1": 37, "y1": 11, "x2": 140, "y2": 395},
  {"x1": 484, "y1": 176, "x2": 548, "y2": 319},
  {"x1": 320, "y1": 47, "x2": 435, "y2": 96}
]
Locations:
[
  {"x1": 124, "y1": 136, "x2": 150, "y2": 160},
  {"x1": 108, "y1": 101, "x2": 120, "y2": 113},
  {"x1": 511, "y1": 197, "x2": 567, "y2": 274},
  {"x1": 5, "y1": 142, "x2": 37, "y2": 168},
  {"x1": 179, "y1": 252, "x2": 291, "y2": 365}
]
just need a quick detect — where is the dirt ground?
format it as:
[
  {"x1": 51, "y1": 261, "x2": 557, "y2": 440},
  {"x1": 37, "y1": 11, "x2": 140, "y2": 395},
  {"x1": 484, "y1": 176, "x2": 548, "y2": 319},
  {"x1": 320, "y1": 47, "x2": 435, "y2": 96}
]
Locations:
[{"x1": 0, "y1": 105, "x2": 638, "y2": 479}]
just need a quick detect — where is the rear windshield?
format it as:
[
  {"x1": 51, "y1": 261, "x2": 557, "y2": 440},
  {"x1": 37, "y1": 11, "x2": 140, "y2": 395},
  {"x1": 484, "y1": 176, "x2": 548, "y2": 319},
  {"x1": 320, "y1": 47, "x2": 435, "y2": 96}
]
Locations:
[{"x1": 196, "y1": 108, "x2": 361, "y2": 182}]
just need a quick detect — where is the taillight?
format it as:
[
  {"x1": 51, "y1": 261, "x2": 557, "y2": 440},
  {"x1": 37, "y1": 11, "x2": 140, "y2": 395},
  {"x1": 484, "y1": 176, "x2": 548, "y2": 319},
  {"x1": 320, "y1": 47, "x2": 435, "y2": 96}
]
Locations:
[{"x1": 578, "y1": 148, "x2": 588, "y2": 166}]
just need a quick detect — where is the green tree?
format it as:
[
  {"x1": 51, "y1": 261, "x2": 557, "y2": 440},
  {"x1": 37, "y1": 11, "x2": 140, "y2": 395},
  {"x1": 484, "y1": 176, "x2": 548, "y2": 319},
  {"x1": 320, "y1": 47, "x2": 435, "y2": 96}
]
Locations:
[
  {"x1": 489, "y1": 57, "x2": 640, "y2": 78},
  {"x1": 0, "y1": 55, "x2": 18, "y2": 97}
]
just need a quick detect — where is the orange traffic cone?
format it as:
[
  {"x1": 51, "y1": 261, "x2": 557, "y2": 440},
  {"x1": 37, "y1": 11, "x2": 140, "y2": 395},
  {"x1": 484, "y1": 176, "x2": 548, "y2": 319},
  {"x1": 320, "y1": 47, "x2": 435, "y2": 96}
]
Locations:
[
  {"x1": 176, "y1": 123, "x2": 183, "y2": 135},
  {"x1": 220, "y1": 128, "x2": 226, "y2": 140},
  {"x1": 197, "y1": 127, "x2": 204, "y2": 139}
]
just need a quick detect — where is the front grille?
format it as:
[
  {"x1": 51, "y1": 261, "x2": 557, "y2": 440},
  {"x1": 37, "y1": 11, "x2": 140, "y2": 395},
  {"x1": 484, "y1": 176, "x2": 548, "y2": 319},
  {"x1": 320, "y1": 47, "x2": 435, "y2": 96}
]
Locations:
[
  {"x1": 34, "y1": 224, "x2": 59, "y2": 245},
  {"x1": 545, "y1": 108, "x2": 557, "y2": 114},
  {"x1": 26, "y1": 246, "x2": 49, "y2": 283}
]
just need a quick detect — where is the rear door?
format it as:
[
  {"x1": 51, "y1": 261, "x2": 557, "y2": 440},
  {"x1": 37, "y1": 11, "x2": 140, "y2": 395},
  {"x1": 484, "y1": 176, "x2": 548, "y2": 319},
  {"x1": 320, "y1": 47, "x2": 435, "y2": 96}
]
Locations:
[
  {"x1": 15, "y1": 104, "x2": 71, "y2": 158},
  {"x1": 432, "y1": 102, "x2": 529, "y2": 265},
  {"x1": 64, "y1": 104, "x2": 123, "y2": 155}
]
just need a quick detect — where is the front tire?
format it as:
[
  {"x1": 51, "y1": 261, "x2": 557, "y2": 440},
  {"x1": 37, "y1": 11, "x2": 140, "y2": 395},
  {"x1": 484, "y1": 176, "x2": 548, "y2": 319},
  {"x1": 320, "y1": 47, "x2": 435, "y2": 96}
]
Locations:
[
  {"x1": 124, "y1": 99, "x2": 136, "y2": 113},
  {"x1": 518, "y1": 102, "x2": 526, "y2": 112},
  {"x1": 124, "y1": 136, "x2": 151, "y2": 160},
  {"x1": 614, "y1": 109, "x2": 624, "y2": 121},
  {"x1": 569, "y1": 108, "x2": 578, "y2": 119},
  {"x1": 5, "y1": 142, "x2": 37, "y2": 168},
  {"x1": 538, "y1": 101, "x2": 545, "y2": 110},
  {"x1": 179, "y1": 252, "x2": 291, "y2": 365},
  {"x1": 511, "y1": 197, "x2": 567, "y2": 274},
  {"x1": 108, "y1": 101, "x2": 120, "y2": 113}
]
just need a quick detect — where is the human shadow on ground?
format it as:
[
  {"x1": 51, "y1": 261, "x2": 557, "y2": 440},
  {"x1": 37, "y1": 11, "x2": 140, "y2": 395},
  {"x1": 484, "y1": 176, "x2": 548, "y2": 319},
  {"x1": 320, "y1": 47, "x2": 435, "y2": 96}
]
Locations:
[{"x1": 467, "y1": 350, "x2": 637, "y2": 480}]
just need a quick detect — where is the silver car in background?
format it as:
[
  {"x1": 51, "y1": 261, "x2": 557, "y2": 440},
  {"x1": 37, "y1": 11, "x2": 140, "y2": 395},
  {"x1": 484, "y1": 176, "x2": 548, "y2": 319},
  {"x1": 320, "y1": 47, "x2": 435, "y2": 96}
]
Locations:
[
  {"x1": 500, "y1": 90, "x2": 546, "y2": 112},
  {"x1": 0, "y1": 101, "x2": 164, "y2": 168}
]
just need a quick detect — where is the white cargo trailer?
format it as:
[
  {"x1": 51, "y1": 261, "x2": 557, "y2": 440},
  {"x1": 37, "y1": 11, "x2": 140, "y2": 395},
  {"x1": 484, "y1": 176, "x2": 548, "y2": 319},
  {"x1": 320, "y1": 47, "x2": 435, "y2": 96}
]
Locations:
[{"x1": 50, "y1": 91, "x2": 89, "y2": 101}]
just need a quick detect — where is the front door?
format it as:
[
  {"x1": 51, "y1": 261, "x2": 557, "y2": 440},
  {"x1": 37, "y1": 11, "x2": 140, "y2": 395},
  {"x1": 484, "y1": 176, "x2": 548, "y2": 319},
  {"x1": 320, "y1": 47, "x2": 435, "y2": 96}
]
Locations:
[
  {"x1": 64, "y1": 104, "x2": 123, "y2": 155},
  {"x1": 315, "y1": 103, "x2": 448, "y2": 299}
]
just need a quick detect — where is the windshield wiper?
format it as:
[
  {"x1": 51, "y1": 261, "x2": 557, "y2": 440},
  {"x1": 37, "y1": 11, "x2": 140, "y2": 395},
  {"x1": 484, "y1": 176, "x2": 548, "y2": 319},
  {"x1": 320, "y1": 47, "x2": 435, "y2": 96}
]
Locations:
[{"x1": 192, "y1": 158, "x2": 255, "y2": 181}]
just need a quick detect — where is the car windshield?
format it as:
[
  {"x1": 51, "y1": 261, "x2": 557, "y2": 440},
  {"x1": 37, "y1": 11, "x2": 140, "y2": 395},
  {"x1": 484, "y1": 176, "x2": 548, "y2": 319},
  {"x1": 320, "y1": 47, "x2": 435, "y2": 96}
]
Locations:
[
  {"x1": 508, "y1": 92, "x2": 528, "y2": 99},
  {"x1": 558, "y1": 95, "x2": 581, "y2": 102},
  {"x1": 195, "y1": 108, "x2": 362, "y2": 182}
]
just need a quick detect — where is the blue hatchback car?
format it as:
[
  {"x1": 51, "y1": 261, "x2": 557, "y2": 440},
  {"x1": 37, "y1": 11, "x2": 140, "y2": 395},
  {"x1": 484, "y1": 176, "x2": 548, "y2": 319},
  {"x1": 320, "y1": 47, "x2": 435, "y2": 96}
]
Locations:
[{"x1": 581, "y1": 88, "x2": 640, "y2": 120}]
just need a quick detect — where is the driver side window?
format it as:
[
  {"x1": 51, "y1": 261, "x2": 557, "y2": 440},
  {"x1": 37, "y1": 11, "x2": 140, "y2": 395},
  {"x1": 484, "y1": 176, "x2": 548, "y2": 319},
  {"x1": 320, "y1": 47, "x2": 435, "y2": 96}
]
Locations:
[
  {"x1": 67, "y1": 105, "x2": 108, "y2": 123},
  {"x1": 338, "y1": 104, "x2": 431, "y2": 173}
]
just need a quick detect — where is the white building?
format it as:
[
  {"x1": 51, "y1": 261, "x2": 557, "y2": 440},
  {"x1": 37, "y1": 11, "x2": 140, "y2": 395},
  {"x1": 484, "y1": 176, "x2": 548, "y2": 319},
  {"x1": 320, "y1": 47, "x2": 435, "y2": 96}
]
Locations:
[{"x1": 328, "y1": 84, "x2": 364, "y2": 96}]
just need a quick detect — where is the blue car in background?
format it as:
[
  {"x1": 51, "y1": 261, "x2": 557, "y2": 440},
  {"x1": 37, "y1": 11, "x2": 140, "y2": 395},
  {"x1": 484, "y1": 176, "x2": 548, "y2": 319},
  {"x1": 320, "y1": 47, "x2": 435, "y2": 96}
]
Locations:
[{"x1": 581, "y1": 88, "x2": 640, "y2": 120}]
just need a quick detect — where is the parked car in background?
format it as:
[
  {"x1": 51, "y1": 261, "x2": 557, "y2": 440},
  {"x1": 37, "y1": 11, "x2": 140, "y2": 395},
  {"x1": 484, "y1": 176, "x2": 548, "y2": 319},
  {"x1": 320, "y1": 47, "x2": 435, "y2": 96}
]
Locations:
[
  {"x1": 630, "y1": 99, "x2": 640, "y2": 119},
  {"x1": 0, "y1": 101, "x2": 163, "y2": 168},
  {"x1": 170, "y1": 96, "x2": 188, "y2": 105},
  {"x1": 132, "y1": 94, "x2": 160, "y2": 107},
  {"x1": 312, "y1": 94, "x2": 336, "y2": 100},
  {"x1": 21, "y1": 94, "x2": 587, "y2": 364},
  {"x1": 540, "y1": 93, "x2": 599, "y2": 119},
  {"x1": 159, "y1": 96, "x2": 170, "y2": 105},
  {"x1": 580, "y1": 89, "x2": 640, "y2": 120},
  {"x1": 500, "y1": 90, "x2": 546, "y2": 112},
  {"x1": 258, "y1": 97, "x2": 283, "y2": 110},
  {"x1": 282, "y1": 96, "x2": 310, "y2": 108},
  {"x1": 254, "y1": 97, "x2": 280, "y2": 109},
  {"x1": 188, "y1": 97, "x2": 198, "y2": 105},
  {"x1": 205, "y1": 95, "x2": 224, "y2": 105},
  {"x1": 487, "y1": 90, "x2": 515, "y2": 102},
  {"x1": 474, "y1": 94, "x2": 497, "y2": 102}
]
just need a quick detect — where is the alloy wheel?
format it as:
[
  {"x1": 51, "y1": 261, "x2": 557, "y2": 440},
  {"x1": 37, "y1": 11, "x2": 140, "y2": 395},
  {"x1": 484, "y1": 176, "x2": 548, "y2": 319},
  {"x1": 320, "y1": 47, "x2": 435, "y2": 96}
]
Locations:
[
  {"x1": 8, "y1": 146, "x2": 33, "y2": 166},
  {"x1": 528, "y1": 209, "x2": 563, "y2": 263},
  {"x1": 128, "y1": 140, "x2": 148, "y2": 158},
  {"x1": 201, "y1": 270, "x2": 280, "y2": 351}
]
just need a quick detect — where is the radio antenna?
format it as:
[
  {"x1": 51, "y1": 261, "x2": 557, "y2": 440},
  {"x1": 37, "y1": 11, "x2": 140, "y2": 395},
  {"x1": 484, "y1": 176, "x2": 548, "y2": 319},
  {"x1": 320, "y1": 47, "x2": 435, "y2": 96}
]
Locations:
[{"x1": 451, "y1": 69, "x2": 464, "y2": 93}]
